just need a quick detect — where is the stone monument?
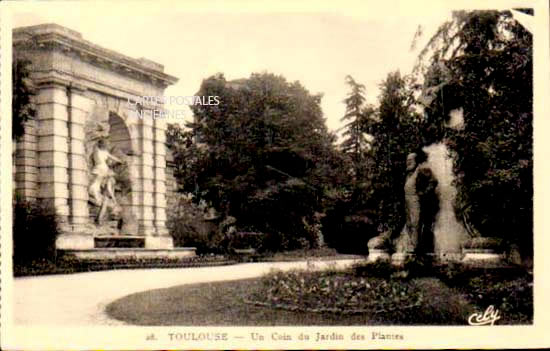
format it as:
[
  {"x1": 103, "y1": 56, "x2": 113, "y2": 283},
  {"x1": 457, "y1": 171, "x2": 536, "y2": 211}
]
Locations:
[
  {"x1": 13, "y1": 24, "x2": 194, "y2": 257},
  {"x1": 368, "y1": 144, "x2": 472, "y2": 264}
]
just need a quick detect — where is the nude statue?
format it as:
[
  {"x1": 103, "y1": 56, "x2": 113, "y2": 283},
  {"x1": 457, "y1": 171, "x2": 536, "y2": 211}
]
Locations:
[
  {"x1": 88, "y1": 139, "x2": 123, "y2": 224},
  {"x1": 368, "y1": 153, "x2": 421, "y2": 256},
  {"x1": 415, "y1": 167, "x2": 438, "y2": 254},
  {"x1": 394, "y1": 152, "x2": 421, "y2": 253}
]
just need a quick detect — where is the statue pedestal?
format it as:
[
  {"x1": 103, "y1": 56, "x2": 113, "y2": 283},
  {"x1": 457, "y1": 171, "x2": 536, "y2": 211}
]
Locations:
[
  {"x1": 367, "y1": 249, "x2": 391, "y2": 263},
  {"x1": 94, "y1": 236, "x2": 145, "y2": 248},
  {"x1": 391, "y1": 252, "x2": 414, "y2": 267},
  {"x1": 56, "y1": 234, "x2": 95, "y2": 250},
  {"x1": 462, "y1": 249, "x2": 503, "y2": 265},
  {"x1": 57, "y1": 247, "x2": 196, "y2": 261},
  {"x1": 145, "y1": 236, "x2": 174, "y2": 249}
]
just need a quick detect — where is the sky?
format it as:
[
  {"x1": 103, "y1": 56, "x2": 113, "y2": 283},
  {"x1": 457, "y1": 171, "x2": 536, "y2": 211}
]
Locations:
[{"x1": 10, "y1": 1, "x2": 458, "y2": 136}]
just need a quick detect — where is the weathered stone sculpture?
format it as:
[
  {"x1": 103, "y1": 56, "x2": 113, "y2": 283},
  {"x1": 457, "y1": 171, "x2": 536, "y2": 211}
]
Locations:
[
  {"x1": 368, "y1": 144, "x2": 472, "y2": 264},
  {"x1": 118, "y1": 205, "x2": 139, "y2": 235},
  {"x1": 423, "y1": 143, "x2": 469, "y2": 259},
  {"x1": 366, "y1": 228, "x2": 391, "y2": 262},
  {"x1": 88, "y1": 138, "x2": 124, "y2": 225},
  {"x1": 415, "y1": 167, "x2": 438, "y2": 254},
  {"x1": 394, "y1": 153, "x2": 422, "y2": 255}
]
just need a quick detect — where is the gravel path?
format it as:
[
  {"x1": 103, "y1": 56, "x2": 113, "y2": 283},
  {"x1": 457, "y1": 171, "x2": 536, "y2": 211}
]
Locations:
[{"x1": 14, "y1": 259, "x2": 360, "y2": 326}]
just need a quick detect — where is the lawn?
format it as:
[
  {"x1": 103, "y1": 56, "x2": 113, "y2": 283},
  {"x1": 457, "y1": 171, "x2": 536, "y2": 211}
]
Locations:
[
  {"x1": 105, "y1": 262, "x2": 531, "y2": 326},
  {"x1": 106, "y1": 278, "x2": 377, "y2": 326}
]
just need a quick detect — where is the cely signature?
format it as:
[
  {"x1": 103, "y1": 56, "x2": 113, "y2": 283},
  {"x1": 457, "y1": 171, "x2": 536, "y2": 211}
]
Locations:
[{"x1": 468, "y1": 305, "x2": 501, "y2": 326}]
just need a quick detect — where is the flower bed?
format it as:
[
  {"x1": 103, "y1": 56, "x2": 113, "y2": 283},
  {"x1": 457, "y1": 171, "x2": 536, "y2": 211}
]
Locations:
[
  {"x1": 246, "y1": 269, "x2": 424, "y2": 315},
  {"x1": 13, "y1": 255, "x2": 237, "y2": 277}
]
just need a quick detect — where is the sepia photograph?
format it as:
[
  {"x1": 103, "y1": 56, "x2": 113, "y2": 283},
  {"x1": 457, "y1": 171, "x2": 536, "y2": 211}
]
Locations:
[{"x1": 0, "y1": 0, "x2": 548, "y2": 349}]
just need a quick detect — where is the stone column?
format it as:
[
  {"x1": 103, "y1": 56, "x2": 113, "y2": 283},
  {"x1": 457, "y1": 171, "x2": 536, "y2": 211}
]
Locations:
[
  {"x1": 67, "y1": 85, "x2": 92, "y2": 233},
  {"x1": 14, "y1": 119, "x2": 39, "y2": 201},
  {"x1": 146, "y1": 115, "x2": 173, "y2": 248},
  {"x1": 35, "y1": 83, "x2": 71, "y2": 247},
  {"x1": 136, "y1": 112, "x2": 156, "y2": 236},
  {"x1": 36, "y1": 81, "x2": 93, "y2": 250}
]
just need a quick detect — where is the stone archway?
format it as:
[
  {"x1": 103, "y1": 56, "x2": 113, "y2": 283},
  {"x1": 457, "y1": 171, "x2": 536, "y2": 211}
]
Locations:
[
  {"x1": 108, "y1": 112, "x2": 134, "y2": 157},
  {"x1": 14, "y1": 23, "x2": 183, "y2": 254},
  {"x1": 104, "y1": 112, "x2": 140, "y2": 242}
]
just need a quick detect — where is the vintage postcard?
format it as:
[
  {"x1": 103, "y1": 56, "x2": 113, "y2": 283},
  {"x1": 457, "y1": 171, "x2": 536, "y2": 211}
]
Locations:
[{"x1": 1, "y1": 0, "x2": 549, "y2": 349}]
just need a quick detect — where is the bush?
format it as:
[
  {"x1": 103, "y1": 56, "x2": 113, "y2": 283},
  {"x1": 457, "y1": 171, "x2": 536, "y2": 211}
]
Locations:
[
  {"x1": 435, "y1": 264, "x2": 533, "y2": 324},
  {"x1": 13, "y1": 199, "x2": 59, "y2": 265},
  {"x1": 227, "y1": 232, "x2": 264, "y2": 251},
  {"x1": 166, "y1": 194, "x2": 224, "y2": 254},
  {"x1": 322, "y1": 204, "x2": 373, "y2": 254},
  {"x1": 353, "y1": 256, "x2": 435, "y2": 280},
  {"x1": 352, "y1": 260, "x2": 394, "y2": 278},
  {"x1": 464, "y1": 276, "x2": 533, "y2": 324}
]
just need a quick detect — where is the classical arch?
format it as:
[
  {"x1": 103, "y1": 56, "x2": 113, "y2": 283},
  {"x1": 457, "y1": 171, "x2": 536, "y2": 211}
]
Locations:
[
  {"x1": 108, "y1": 112, "x2": 136, "y2": 156},
  {"x1": 14, "y1": 24, "x2": 179, "y2": 251}
]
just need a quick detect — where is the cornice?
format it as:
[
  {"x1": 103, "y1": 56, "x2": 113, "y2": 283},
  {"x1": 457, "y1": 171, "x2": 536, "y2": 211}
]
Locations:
[{"x1": 13, "y1": 24, "x2": 179, "y2": 89}]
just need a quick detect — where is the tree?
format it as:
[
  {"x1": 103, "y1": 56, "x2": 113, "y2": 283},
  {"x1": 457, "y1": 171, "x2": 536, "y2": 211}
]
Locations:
[
  {"x1": 185, "y1": 72, "x2": 345, "y2": 250},
  {"x1": 340, "y1": 75, "x2": 371, "y2": 182},
  {"x1": 364, "y1": 71, "x2": 423, "y2": 234},
  {"x1": 415, "y1": 10, "x2": 533, "y2": 257},
  {"x1": 166, "y1": 123, "x2": 205, "y2": 194},
  {"x1": 12, "y1": 58, "x2": 36, "y2": 140}
]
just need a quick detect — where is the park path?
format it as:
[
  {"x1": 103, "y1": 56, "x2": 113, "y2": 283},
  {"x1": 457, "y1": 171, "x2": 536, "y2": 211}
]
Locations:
[{"x1": 14, "y1": 259, "x2": 360, "y2": 326}]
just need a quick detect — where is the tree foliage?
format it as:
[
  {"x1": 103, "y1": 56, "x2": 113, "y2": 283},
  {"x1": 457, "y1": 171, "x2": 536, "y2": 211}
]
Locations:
[
  {"x1": 173, "y1": 72, "x2": 345, "y2": 250},
  {"x1": 13, "y1": 199, "x2": 59, "y2": 264},
  {"x1": 12, "y1": 58, "x2": 36, "y2": 140},
  {"x1": 364, "y1": 71, "x2": 424, "y2": 234},
  {"x1": 416, "y1": 10, "x2": 533, "y2": 256},
  {"x1": 340, "y1": 75, "x2": 372, "y2": 181}
]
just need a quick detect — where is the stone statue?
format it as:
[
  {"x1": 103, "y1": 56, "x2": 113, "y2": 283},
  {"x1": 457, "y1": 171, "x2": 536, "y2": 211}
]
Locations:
[
  {"x1": 415, "y1": 167, "x2": 438, "y2": 254},
  {"x1": 394, "y1": 152, "x2": 422, "y2": 254},
  {"x1": 88, "y1": 138, "x2": 123, "y2": 224},
  {"x1": 367, "y1": 153, "x2": 424, "y2": 262},
  {"x1": 368, "y1": 145, "x2": 473, "y2": 264}
]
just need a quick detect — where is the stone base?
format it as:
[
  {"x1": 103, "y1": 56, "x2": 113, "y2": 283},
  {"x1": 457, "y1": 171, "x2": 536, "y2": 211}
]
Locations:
[
  {"x1": 145, "y1": 236, "x2": 174, "y2": 249},
  {"x1": 391, "y1": 252, "x2": 414, "y2": 266},
  {"x1": 367, "y1": 249, "x2": 391, "y2": 263},
  {"x1": 56, "y1": 234, "x2": 95, "y2": 250},
  {"x1": 436, "y1": 252, "x2": 463, "y2": 262},
  {"x1": 94, "y1": 236, "x2": 145, "y2": 248},
  {"x1": 462, "y1": 249, "x2": 503, "y2": 265},
  {"x1": 57, "y1": 233, "x2": 174, "y2": 250},
  {"x1": 58, "y1": 247, "x2": 196, "y2": 260}
]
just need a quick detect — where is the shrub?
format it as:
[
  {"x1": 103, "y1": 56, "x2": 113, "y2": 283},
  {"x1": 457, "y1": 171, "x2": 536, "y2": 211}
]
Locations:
[
  {"x1": 352, "y1": 256, "x2": 436, "y2": 280},
  {"x1": 227, "y1": 232, "x2": 264, "y2": 251},
  {"x1": 435, "y1": 264, "x2": 533, "y2": 324},
  {"x1": 322, "y1": 205, "x2": 373, "y2": 254},
  {"x1": 13, "y1": 198, "x2": 59, "y2": 265},
  {"x1": 258, "y1": 230, "x2": 311, "y2": 253},
  {"x1": 465, "y1": 276, "x2": 533, "y2": 324},
  {"x1": 352, "y1": 260, "x2": 394, "y2": 278},
  {"x1": 166, "y1": 194, "x2": 224, "y2": 254}
]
